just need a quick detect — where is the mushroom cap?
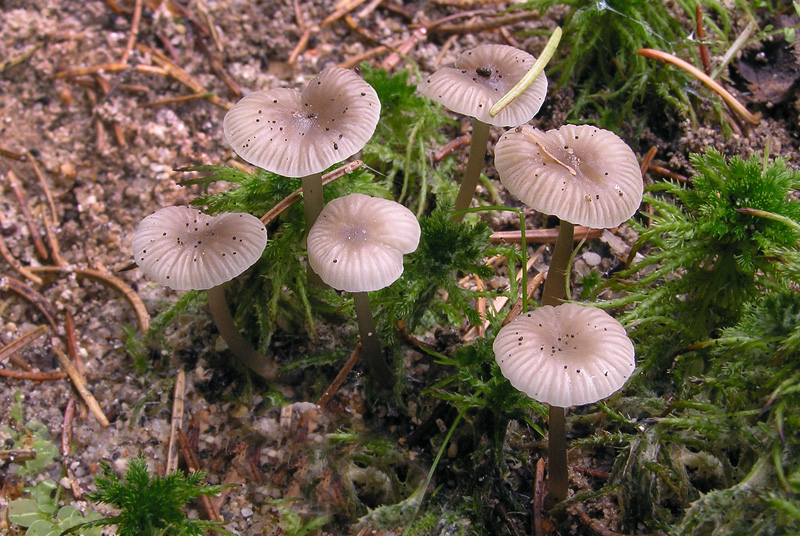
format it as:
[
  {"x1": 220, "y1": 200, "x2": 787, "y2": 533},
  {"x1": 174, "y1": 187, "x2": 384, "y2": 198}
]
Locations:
[
  {"x1": 418, "y1": 44, "x2": 548, "y2": 127},
  {"x1": 495, "y1": 124, "x2": 643, "y2": 228},
  {"x1": 223, "y1": 65, "x2": 381, "y2": 177},
  {"x1": 493, "y1": 303, "x2": 635, "y2": 407},
  {"x1": 132, "y1": 206, "x2": 267, "y2": 291},
  {"x1": 307, "y1": 194, "x2": 420, "y2": 292}
]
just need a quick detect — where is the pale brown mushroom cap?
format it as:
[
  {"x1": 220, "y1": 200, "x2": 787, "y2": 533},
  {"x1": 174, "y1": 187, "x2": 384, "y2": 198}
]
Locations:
[
  {"x1": 132, "y1": 206, "x2": 267, "y2": 291},
  {"x1": 418, "y1": 44, "x2": 548, "y2": 127},
  {"x1": 493, "y1": 303, "x2": 635, "y2": 407},
  {"x1": 495, "y1": 124, "x2": 643, "y2": 228},
  {"x1": 223, "y1": 66, "x2": 381, "y2": 177},
  {"x1": 307, "y1": 194, "x2": 420, "y2": 292}
]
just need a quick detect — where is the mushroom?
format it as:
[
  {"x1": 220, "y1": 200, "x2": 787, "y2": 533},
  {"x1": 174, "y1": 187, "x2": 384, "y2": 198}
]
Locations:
[
  {"x1": 306, "y1": 193, "x2": 421, "y2": 389},
  {"x1": 223, "y1": 65, "x2": 381, "y2": 233},
  {"x1": 494, "y1": 124, "x2": 642, "y2": 503},
  {"x1": 495, "y1": 124, "x2": 643, "y2": 230},
  {"x1": 132, "y1": 206, "x2": 274, "y2": 379},
  {"x1": 418, "y1": 44, "x2": 548, "y2": 219},
  {"x1": 493, "y1": 303, "x2": 635, "y2": 503}
]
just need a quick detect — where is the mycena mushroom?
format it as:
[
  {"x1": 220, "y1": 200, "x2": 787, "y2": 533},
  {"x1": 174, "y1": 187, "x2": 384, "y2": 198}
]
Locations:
[
  {"x1": 418, "y1": 43, "x2": 548, "y2": 220},
  {"x1": 132, "y1": 206, "x2": 274, "y2": 379},
  {"x1": 223, "y1": 65, "x2": 381, "y2": 235},
  {"x1": 494, "y1": 303, "x2": 635, "y2": 505},
  {"x1": 306, "y1": 193, "x2": 420, "y2": 390},
  {"x1": 495, "y1": 123, "x2": 643, "y2": 503}
]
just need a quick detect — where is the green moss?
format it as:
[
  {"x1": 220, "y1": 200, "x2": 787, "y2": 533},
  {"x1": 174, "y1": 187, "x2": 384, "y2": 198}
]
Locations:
[{"x1": 514, "y1": 0, "x2": 731, "y2": 128}]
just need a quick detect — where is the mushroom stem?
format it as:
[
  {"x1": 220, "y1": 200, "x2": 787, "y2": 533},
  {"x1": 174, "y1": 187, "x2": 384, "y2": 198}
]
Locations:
[
  {"x1": 541, "y1": 221, "x2": 575, "y2": 307},
  {"x1": 352, "y1": 291, "x2": 394, "y2": 391},
  {"x1": 540, "y1": 220, "x2": 573, "y2": 507},
  {"x1": 301, "y1": 171, "x2": 325, "y2": 232},
  {"x1": 490, "y1": 26, "x2": 562, "y2": 118},
  {"x1": 207, "y1": 285, "x2": 277, "y2": 380},
  {"x1": 546, "y1": 405, "x2": 569, "y2": 506},
  {"x1": 301, "y1": 172, "x2": 326, "y2": 285},
  {"x1": 453, "y1": 119, "x2": 492, "y2": 222}
]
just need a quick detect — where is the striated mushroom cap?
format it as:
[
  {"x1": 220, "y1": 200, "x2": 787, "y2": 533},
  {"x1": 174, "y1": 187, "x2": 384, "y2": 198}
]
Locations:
[
  {"x1": 223, "y1": 65, "x2": 381, "y2": 177},
  {"x1": 493, "y1": 303, "x2": 635, "y2": 407},
  {"x1": 418, "y1": 44, "x2": 548, "y2": 127},
  {"x1": 495, "y1": 124, "x2": 643, "y2": 228},
  {"x1": 307, "y1": 194, "x2": 420, "y2": 293},
  {"x1": 132, "y1": 206, "x2": 267, "y2": 291}
]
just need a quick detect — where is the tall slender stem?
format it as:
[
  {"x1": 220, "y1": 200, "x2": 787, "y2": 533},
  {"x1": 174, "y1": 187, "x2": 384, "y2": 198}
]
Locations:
[
  {"x1": 546, "y1": 405, "x2": 568, "y2": 505},
  {"x1": 300, "y1": 172, "x2": 325, "y2": 231},
  {"x1": 453, "y1": 119, "x2": 491, "y2": 222},
  {"x1": 301, "y1": 172, "x2": 325, "y2": 285},
  {"x1": 352, "y1": 291, "x2": 394, "y2": 390}
]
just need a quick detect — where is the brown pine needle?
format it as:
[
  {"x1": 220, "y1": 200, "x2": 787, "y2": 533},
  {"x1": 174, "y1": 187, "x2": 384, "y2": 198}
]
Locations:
[
  {"x1": 54, "y1": 346, "x2": 110, "y2": 428},
  {"x1": 0, "y1": 230, "x2": 43, "y2": 285},
  {"x1": 7, "y1": 170, "x2": 49, "y2": 260},
  {"x1": 491, "y1": 227, "x2": 603, "y2": 243},
  {"x1": 166, "y1": 369, "x2": 186, "y2": 474},
  {"x1": 30, "y1": 266, "x2": 150, "y2": 333},
  {"x1": 637, "y1": 48, "x2": 761, "y2": 125},
  {"x1": 0, "y1": 369, "x2": 67, "y2": 381},
  {"x1": 318, "y1": 343, "x2": 362, "y2": 408},
  {"x1": 0, "y1": 325, "x2": 48, "y2": 365},
  {"x1": 640, "y1": 146, "x2": 658, "y2": 178},
  {"x1": 120, "y1": 0, "x2": 143, "y2": 65},
  {"x1": 0, "y1": 275, "x2": 59, "y2": 330}
]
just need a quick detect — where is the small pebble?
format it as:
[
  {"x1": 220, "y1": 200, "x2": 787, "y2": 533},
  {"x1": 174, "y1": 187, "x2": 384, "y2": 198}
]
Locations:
[{"x1": 583, "y1": 251, "x2": 602, "y2": 267}]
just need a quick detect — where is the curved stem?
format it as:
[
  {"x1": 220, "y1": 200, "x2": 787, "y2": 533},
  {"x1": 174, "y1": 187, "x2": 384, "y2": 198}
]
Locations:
[
  {"x1": 207, "y1": 285, "x2": 277, "y2": 380},
  {"x1": 352, "y1": 291, "x2": 394, "y2": 391},
  {"x1": 490, "y1": 26, "x2": 562, "y2": 118},
  {"x1": 453, "y1": 119, "x2": 491, "y2": 221}
]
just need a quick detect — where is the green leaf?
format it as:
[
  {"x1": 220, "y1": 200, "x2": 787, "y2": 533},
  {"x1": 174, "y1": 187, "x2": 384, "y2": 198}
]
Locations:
[
  {"x1": 24, "y1": 519, "x2": 59, "y2": 536},
  {"x1": 8, "y1": 499, "x2": 48, "y2": 527}
]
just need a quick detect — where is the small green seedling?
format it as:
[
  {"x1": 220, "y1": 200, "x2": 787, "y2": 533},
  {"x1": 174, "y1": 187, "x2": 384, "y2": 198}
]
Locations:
[{"x1": 67, "y1": 455, "x2": 233, "y2": 536}]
